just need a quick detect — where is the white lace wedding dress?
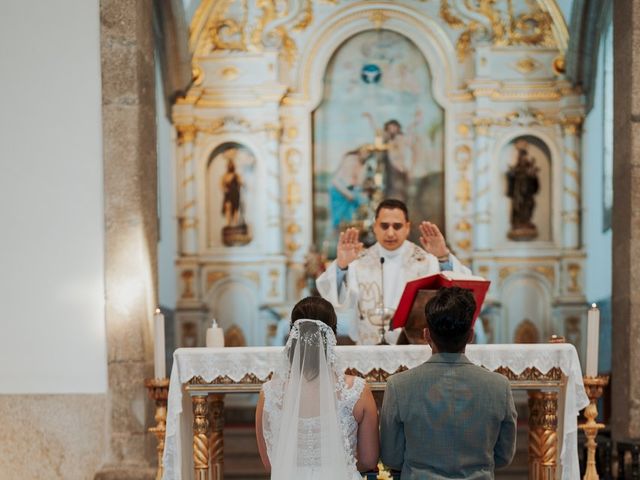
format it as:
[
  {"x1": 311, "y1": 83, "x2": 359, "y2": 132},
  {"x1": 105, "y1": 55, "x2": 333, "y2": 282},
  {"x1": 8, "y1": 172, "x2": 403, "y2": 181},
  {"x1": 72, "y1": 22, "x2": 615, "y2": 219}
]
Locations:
[{"x1": 261, "y1": 319, "x2": 366, "y2": 479}]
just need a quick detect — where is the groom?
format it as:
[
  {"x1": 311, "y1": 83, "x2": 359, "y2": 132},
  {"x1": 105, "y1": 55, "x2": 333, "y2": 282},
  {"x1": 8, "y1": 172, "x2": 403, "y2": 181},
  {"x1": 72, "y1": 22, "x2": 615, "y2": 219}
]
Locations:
[{"x1": 380, "y1": 287, "x2": 517, "y2": 479}]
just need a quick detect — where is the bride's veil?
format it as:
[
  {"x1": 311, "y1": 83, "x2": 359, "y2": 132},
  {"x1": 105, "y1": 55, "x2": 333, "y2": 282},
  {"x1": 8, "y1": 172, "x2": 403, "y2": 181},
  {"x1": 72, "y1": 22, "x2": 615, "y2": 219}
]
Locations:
[{"x1": 265, "y1": 319, "x2": 353, "y2": 478}]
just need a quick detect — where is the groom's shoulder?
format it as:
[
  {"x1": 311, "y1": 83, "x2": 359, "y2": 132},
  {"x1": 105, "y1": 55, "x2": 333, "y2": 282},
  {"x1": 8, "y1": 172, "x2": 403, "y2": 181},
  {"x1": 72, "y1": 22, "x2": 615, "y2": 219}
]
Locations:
[{"x1": 387, "y1": 362, "x2": 431, "y2": 389}]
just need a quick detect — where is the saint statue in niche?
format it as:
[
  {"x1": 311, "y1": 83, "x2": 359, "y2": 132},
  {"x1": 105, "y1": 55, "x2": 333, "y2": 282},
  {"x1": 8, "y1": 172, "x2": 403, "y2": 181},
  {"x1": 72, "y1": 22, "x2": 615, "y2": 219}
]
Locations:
[
  {"x1": 221, "y1": 149, "x2": 242, "y2": 226},
  {"x1": 218, "y1": 145, "x2": 251, "y2": 246},
  {"x1": 506, "y1": 140, "x2": 540, "y2": 240}
]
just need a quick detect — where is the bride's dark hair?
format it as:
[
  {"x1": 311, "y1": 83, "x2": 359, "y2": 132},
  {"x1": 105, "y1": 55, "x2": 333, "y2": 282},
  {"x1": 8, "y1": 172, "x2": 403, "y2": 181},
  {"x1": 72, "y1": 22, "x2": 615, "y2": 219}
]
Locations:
[
  {"x1": 288, "y1": 296, "x2": 337, "y2": 381},
  {"x1": 290, "y1": 296, "x2": 337, "y2": 333}
]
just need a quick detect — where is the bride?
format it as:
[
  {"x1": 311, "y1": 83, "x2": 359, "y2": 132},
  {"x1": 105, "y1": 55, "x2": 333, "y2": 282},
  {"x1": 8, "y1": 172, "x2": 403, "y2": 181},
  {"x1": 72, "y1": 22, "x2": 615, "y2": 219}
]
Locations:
[{"x1": 255, "y1": 296, "x2": 379, "y2": 479}]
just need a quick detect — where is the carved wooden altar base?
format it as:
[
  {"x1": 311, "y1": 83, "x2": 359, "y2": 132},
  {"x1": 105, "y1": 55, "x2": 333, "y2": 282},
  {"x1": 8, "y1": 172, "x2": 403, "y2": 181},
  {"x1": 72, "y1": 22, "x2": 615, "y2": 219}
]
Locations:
[{"x1": 186, "y1": 365, "x2": 565, "y2": 480}]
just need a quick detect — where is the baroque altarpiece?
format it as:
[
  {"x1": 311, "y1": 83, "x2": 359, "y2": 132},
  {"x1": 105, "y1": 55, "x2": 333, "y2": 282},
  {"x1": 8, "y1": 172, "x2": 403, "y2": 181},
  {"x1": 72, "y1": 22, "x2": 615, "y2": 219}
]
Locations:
[{"x1": 171, "y1": 0, "x2": 587, "y2": 362}]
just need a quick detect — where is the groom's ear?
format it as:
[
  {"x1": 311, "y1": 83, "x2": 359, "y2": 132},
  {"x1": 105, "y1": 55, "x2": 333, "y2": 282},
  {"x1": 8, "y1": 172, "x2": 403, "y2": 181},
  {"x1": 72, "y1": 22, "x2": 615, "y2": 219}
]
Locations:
[{"x1": 423, "y1": 327, "x2": 430, "y2": 344}]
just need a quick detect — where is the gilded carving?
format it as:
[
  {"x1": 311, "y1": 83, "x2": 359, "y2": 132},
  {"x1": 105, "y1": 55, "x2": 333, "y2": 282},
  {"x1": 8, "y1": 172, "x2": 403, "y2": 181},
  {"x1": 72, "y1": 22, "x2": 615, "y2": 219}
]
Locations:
[
  {"x1": 210, "y1": 0, "x2": 249, "y2": 52},
  {"x1": 439, "y1": 0, "x2": 557, "y2": 61},
  {"x1": 344, "y1": 366, "x2": 409, "y2": 383},
  {"x1": 286, "y1": 180, "x2": 302, "y2": 206},
  {"x1": 286, "y1": 222, "x2": 301, "y2": 234},
  {"x1": 562, "y1": 117, "x2": 583, "y2": 135},
  {"x1": 225, "y1": 324, "x2": 246, "y2": 347},
  {"x1": 562, "y1": 211, "x2": 580, "y2": 223},
  {"x1": 192, "y1": 396, "x2": 210, "y2": 473},
  {"x1": 287, "y1": 240, "x2": 301, "y2": 253},
  {"x1": 286, "y1": 126, "x2": 299, "y2": 140},
  {"x1": 528, "y1": 391, "x2": 558, "y2": 476},
  {"x1": 176, "y1": 125, "x2": 197, "y2": 145},
  {"x1": 456, "y1": 239, "x2": 471, "y2": 251},
  {"x1": 220, "y1": 66, "x2": 239, "y2": 80},
  {"x1": 285, "y1": 148, "x2": 301, "y2": 174},
  {"x1": 369, "y1": 10, "x2": 390, "y2": 29},
  {"x1": 457, "y1": 123, "x2": 470, "y2": 137},
  {"x1": 455, "y1": 178, "x2": 472, "y2": 209},
  {"x1": 564, "y1": 167, "x2": 579, "y2": 184},
  {"x1": 192, "y1": 64, "x2": 204, "y2": 86},
  {"x1": 268, "y1": 268, "x2": 280, "y2": 297},
  {"x1": 456, "y1": 219, "x2": 472, "y2": 232},
  {"x1": 514, "y1": 319, "x2": 540, "y2": 343},
  {"x1": 494, "y1": 366, "x2": 562, "y2": 381},
  {"x1": 515, "y1": 57, "x2": 539, "y2": 74},
  {"x1": 455, "y1": 145, "x2": 472, "y2": 171},
  {"x1": 181, "y1": 270, "x2": 195, "y2": 298},
  {"x1": 293, "y1": 0, "x2": 313, "y2": 31},
  {"x1": 250, "y1": 0, "x2": 277, "y2": 51},
  {"x1": 533, "y1": 266, "x2": 555, "y2": 285},
  {"x1": 241, "y1": 271, "x2": 260, "y2": 283},
  {"x1": 567, "y1": 263, "x2": 580, "y2": 292},
  {"x1": 207, "y1": 271, "x2": 229, "y2": 290},
  {"x1": 499, "y1": 266, "x2": 518, "y2": 281},
  {"x1": 477, "y1": 265, "x2": 490, "y2": 278},
  {"x1": 552, "y1": 55, "x2": 566, "y2": 74}
]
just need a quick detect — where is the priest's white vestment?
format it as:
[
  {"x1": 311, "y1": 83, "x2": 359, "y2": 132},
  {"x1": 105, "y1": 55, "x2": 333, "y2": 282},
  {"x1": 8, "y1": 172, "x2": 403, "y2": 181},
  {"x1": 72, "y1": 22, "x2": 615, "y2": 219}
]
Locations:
[{"x1": 316, "y1": 241, "x2": 471, "y2": 344}]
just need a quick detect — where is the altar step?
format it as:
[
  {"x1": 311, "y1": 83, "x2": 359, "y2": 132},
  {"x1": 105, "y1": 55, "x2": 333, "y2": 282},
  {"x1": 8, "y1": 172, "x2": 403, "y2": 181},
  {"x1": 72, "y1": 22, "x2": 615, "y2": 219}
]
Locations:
[
  {"x1": 222, "y1": 424, "x2": 530, "y2": 479},
  {"x1": 224, "y1": 426, "x2": 269, "y2": 479},
  {"x1": 496, "y1": 427, "x2": 529, "y2": 479}
]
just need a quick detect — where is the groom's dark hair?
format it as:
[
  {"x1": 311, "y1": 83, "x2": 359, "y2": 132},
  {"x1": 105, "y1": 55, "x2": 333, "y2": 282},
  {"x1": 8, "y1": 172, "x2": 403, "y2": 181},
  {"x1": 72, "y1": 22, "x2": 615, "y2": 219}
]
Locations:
[{"x1": 425, "y1": 287, "x2": 476, "y2": 352}]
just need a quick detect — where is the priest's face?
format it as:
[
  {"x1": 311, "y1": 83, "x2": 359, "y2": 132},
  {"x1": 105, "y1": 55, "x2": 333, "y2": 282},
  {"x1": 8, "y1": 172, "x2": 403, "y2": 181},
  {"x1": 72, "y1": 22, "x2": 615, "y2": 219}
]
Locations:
[{"x1": 374, "y1": 208, "x2": 410, "y2": 251}]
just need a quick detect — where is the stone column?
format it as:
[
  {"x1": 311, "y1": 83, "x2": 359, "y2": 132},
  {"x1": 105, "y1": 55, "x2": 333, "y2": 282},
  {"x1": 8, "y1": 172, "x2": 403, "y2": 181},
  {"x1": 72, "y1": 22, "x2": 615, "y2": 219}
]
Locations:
[
  {"x1": 473, "y1": 123, "x2": 492, "y2": 250},
  {"x1": 96, "y1": 0, "x2": 157, "y2": 478},
  {"x1": 263, "y1": 124, "x2": 284, "y2": 254},
  {"x1": 612, "y1": 0, "x2": 640, "y2": 441},
  {"x1": 561, "y1": 120, "x2": 581, "y2": 249},
  {"x1": 176, "y1": 125, "x2": 198, "y2": 255}
]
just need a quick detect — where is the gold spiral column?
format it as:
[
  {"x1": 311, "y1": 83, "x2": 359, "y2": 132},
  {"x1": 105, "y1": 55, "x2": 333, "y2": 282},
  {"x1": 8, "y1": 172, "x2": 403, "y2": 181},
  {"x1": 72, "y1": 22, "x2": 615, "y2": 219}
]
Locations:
[
  {"x1": 192, "y1": 395, "x2": 210, "y2": 480},
  {"x1": 528, "y1": 391, "x2": 558, "y2": 480}
]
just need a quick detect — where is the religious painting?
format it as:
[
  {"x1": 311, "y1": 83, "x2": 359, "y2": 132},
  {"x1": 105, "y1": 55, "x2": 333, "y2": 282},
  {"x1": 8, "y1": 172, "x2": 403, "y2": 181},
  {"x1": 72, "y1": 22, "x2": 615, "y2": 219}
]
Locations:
[
  {"x1": 206, "y1": 142, "x2": 255, "y2": 247},
  {"x1": 500, "y1": 136, "x2": 551, "y2": 242},
  {"x1": 312, "y1": 30, "x2": 445, "y2": 256}
]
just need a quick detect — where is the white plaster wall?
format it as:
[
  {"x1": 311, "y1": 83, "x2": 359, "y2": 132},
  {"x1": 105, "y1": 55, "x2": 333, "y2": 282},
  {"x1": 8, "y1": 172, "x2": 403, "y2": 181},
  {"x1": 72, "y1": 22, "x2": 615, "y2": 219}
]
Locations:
[
  {"x1": 582, "y1": 28, "x2": 612, "y2": 303},
  {"x1": 0, "y1": 0, "x2": 107, "y2": 393},
  {"x1": 156, "y1": 61, "x2": 178, "y2": 309}
]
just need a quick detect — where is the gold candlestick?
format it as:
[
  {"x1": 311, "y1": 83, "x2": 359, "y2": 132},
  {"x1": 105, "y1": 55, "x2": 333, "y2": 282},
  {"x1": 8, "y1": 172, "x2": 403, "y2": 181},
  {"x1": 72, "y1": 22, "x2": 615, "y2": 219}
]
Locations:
[
  {"x1": 580, "y1": 375, "x2": 609, "y2": 480},
  {"x1": 145, "y1": 378, "x2": 170, "y2": 480}
]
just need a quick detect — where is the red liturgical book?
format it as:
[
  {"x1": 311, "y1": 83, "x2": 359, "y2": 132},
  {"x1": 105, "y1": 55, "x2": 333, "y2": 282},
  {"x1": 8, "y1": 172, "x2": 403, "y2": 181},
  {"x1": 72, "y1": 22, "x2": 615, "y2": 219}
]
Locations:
[{"x1": 391, "y1": 272, "x2": 491, "y2": 330}]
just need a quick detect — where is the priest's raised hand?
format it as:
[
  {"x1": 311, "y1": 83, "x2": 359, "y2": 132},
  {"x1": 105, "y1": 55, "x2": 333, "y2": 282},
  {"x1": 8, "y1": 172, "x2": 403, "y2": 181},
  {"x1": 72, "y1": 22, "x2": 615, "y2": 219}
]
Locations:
[
  {"x1": 419, "y1": 221, "x2": 450, "y2": 261},
  {"x1": 336, "y1": 227, "x2": 364, "y2": 270}
]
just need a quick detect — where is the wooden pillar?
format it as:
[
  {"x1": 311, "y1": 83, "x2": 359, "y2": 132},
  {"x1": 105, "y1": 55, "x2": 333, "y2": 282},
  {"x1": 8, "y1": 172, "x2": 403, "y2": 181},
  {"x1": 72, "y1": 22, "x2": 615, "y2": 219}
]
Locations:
[
  {"x1": 528, "y1": 391, "x2": 559, "y2": 480},
  {"x1": 192, "y1": 395, "x2": 210, "y2": 480}
]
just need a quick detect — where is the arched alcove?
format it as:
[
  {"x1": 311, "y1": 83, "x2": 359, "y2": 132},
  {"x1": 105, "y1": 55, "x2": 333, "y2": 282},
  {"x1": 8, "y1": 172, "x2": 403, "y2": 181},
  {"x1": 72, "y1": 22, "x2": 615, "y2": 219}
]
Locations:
[
  {"x1": 501, "y1": 272, "x2": 553, "y2": 342},
  {"x1": 312, "y1": 28, "x2": 445, "y2": 250},
  {"x1": 205, "y1": 142, "x2": 256, "y2": 248}
]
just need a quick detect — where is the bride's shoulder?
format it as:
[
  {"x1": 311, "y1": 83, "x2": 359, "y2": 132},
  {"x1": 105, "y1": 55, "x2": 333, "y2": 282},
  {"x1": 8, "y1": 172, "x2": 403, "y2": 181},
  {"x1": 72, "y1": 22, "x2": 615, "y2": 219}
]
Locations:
[{"x1": 343, "y1": 374, "x2": 366, "y2": 393}]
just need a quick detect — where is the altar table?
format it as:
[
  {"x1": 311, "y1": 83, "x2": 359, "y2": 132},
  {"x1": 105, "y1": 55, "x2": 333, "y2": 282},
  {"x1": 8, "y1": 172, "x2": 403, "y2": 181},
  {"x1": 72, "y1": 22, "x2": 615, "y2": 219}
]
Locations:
[{"x1": 163, "y1": 344, "x2": 589, "y2": 480}]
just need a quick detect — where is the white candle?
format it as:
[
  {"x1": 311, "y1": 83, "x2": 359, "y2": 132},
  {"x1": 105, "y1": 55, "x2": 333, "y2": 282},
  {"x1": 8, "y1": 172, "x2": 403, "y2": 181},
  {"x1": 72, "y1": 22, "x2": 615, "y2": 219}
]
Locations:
[
  {"x1": 154, "y1": 308, "x2": 166, "y2": 379},
  {"x1": 585, "y1": 303, "x2": 600, "y2": 377}
]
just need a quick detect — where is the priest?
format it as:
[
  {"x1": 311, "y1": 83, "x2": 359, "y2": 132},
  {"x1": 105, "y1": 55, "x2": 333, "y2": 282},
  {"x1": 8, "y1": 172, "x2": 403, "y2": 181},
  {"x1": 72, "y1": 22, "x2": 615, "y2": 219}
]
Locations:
[{"x1": 316, "y1": 198, "x2": 471, "y2": 344}]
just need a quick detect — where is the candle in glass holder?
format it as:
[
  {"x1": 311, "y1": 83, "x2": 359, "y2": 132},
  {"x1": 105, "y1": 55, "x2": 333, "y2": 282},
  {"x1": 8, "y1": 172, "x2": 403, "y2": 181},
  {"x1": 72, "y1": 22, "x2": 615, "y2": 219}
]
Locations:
[
  {"x1": 154, "y1": 308, "x2": 166, "y2": 379},
  {"x1": 585, "y1": 303, "x2": 600, "y2": 377}
]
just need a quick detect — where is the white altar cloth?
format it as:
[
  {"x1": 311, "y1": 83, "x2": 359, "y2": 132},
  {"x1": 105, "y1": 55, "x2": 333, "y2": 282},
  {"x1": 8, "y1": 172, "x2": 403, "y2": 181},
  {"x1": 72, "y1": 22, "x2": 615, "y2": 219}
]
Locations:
[{"x1": 163, "y1": 344, "x2": 588, "y2": 480}]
